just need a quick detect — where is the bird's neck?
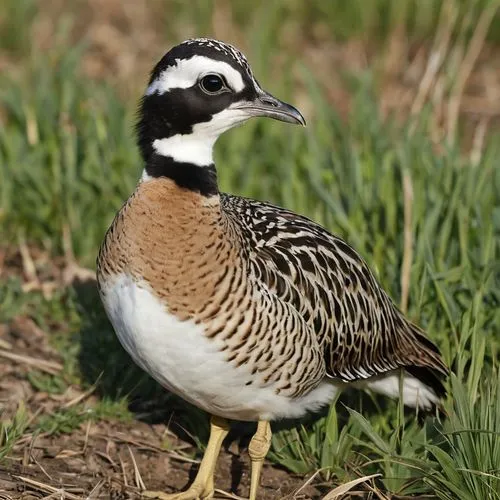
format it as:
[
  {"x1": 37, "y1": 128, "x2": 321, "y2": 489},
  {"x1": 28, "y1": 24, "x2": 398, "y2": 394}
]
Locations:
[{"x1": 143, "y1": 134, "x2": 219, "y2": 197}]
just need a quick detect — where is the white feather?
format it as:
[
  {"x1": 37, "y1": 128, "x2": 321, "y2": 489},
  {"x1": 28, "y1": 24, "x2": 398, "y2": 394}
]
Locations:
[
  {"x1": 151, "y1": 106, "x2": 250, "y2": 166},
  {"x1": 140, "y1": 169, "x2": 153, "y2": 182},
  {"x1": 146, "y1": 56, "x2": 245, "y2": 95},
  {"x1": 152, "y1": 134, "x2": 215, "y2": 167},
  {"x1": 100, "y1": 273, "x2": 337, "y2": 421},
  {"x1": 361, "y1": 372, "x2": 439, "y2": 410}
]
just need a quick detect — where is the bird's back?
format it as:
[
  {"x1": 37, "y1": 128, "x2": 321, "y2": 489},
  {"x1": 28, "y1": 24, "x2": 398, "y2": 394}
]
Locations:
[{"x1": 221, "y1": 193, "x2": 448, "y2": 406}]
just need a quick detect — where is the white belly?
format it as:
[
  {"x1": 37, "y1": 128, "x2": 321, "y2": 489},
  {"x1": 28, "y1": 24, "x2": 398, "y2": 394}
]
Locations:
[{"x1": 99, "y1": 273, "x2": 336, "y2": 421}]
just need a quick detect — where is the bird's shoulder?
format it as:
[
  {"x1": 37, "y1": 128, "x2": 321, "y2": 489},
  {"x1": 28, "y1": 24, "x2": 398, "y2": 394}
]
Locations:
[{"x1": 220, "y1": 192, "x2": 380, "y2": 296}]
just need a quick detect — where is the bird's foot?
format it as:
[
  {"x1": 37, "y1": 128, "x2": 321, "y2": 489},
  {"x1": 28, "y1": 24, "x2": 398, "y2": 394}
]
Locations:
[
  {"x1": 142, "y1": 416, "x2": 230, "y2": 500},
  {"x1": 142, "y1": 484, "x2": 213, "y2": 500}
]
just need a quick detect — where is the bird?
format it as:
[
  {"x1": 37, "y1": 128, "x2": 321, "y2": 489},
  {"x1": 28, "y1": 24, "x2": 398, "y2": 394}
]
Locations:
[{"x1": 96, "y1": 38, "x2": 449, "y2": 500}]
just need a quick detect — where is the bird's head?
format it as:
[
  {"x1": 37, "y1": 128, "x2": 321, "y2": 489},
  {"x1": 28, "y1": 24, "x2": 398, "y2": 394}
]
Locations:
[{"x1": 137, "y1": 38, "x2": 305, "y2": 170}]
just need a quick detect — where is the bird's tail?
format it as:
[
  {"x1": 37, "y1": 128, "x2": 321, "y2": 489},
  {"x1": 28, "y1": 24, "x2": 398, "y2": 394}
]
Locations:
[{"x1": 367, "y1": 320, "x2": 449, "y2": 412}]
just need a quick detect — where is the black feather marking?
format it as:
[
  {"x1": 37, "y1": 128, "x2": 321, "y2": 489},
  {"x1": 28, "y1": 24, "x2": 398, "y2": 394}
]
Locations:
[
  {"x1": 145, "y1": 155, "x2": 218, "y2": 197},
  {"x1": 406, "y1": 366, "x2": 447, "y2": 399}
]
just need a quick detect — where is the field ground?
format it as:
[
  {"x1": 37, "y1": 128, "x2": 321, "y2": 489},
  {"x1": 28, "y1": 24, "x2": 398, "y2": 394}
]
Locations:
[{"x1": 1, "y1": 1, "x2": 500, "y2": 499}]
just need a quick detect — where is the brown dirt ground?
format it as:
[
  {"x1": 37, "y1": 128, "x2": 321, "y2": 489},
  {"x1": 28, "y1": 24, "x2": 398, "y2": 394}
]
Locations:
[{"x1": 0, "y1": 423, "x2": 318, "y2": 500}]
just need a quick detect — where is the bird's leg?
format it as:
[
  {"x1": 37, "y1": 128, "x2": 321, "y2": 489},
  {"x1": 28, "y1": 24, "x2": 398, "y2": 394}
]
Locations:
[
  {"x1": 143, "y1": 415, "x2": 230, "y2": 500},
  {"x1": 248, "y1": 420, "x2": 272, "y2": 500}
]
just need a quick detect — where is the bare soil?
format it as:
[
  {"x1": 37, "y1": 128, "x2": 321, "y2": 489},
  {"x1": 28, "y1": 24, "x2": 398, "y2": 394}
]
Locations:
[{"x1": 0, "y1": 422, "x2": 317, "y2": 500}]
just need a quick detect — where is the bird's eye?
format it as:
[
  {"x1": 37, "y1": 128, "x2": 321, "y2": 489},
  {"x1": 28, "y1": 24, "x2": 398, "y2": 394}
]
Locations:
[{"x1": 200, "y1": 74, "x2": 225, "y2": 94}]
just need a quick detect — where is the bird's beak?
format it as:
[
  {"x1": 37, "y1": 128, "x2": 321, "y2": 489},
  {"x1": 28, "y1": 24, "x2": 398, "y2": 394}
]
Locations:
[{"x1": 236, "y1": 90, "x2": 306, "y2": 126}]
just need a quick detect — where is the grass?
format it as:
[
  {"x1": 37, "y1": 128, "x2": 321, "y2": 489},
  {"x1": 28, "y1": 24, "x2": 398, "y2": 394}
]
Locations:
[
  {"x1": 0, "y1": 403, "x2": 30, "y2": 461},
  {"x1": 1, "y1": 0, "x2": 500, "y2": 497}
]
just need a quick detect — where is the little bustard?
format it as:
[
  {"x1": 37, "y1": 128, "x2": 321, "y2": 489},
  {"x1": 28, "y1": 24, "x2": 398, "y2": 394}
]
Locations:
[{"x1": 97, "y1": 38, "x2": 448, "y2": 500}]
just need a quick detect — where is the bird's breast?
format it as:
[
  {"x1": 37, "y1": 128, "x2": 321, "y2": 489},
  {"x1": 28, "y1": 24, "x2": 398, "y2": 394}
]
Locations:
[
  {"x1": 95, "y1": 178, "x2": 264, "y2": 418},
  {"x1": 97, "y1": 177, "x2": 237, "y2": 322}
]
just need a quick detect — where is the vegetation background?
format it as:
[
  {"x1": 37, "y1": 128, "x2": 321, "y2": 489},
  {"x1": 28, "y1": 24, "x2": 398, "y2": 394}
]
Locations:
[{"x1": 0, "y1": 0, "x2": 499, "y2": 498}]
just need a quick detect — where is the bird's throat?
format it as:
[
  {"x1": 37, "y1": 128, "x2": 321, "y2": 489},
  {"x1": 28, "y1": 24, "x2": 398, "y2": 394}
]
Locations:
[{"x1": 144, "y1": 154, "x2": 219, "y2": 197}]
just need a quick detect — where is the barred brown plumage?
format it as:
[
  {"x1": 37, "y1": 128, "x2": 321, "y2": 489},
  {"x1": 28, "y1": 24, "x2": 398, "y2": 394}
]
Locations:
[
  {"x1": 96, "y1": 38, "x2": 449, "y2": 500},
  {"x1": 221, "y1": 194, "x2": 448, "y2": 389}
]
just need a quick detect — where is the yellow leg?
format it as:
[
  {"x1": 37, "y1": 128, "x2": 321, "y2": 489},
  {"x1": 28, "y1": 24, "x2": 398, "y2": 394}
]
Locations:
[
  {"x1": 248, "y1": 421, "x2": 272, "y2": 500},
  {"x1": 143, "y1": 415, "x2": 230, "y2": 500}
]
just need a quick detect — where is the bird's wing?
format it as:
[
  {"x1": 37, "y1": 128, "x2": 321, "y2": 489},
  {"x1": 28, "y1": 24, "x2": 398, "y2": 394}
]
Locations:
[{"x1": 222, "y1": 194, "x2": 448, "y2": 386}]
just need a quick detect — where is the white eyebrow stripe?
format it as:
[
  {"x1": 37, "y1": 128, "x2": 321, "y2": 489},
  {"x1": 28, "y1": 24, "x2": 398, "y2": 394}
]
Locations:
[{"x1": 146, "y1": 55, "x2": 245, "y2": 95}]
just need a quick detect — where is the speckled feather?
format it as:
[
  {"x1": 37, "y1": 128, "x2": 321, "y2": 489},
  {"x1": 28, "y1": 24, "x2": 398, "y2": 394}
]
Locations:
[
  {"x1": 185, "y1": 38, "x2": 255, "y2": 79},
  {"x1": 220, "y1": 194, "x2": 448, "y2": 387}
]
